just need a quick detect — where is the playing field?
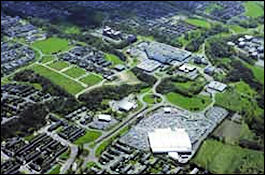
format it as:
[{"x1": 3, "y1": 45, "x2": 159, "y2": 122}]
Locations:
[
  {"x1": 32, "y1": 37, "x2": 71, "y2": 54},
  {"x1": 166, "y1": 92, "x2": 212, "y2": 111},
  {"x1": 185, "y1": 18, "x2": 211, "y2": 29},
  {"x1": 48, "y1": 61, "x2": 70, "y2": 71},
  {"x1": 192, "y1": 139, "x2": 264, "y2": 174},
  {"x1": 74, "y1": 130, "x2": 102, "y2": 145},
  {"x1": 40, "y1": 55, "x2": 55, "y2": 64},
  {"x1": 79, "y1": 74, "x2": 103, "y2": 86},
  {"x1": 31, "y1": 64, "x2": 85, "y2": 95},
  {"x1": 244, "y1": 1, "x2": 264, "y2": 18},
  {"x1": 63, "y1": 66, "x2": 87, "y2": 78}
]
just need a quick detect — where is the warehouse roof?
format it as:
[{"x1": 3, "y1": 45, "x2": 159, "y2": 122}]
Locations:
[{"x1": 148, "y1": 128, "x2": 192, "y2": 153}]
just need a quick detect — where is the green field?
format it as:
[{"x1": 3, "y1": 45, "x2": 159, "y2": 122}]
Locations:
[
  {"x1": 40, "y1": 55, "x2": 55, "y2": 64},
  {"x1": 166, "y1": 92, "x2": 212, "y2": 111},
  {"x1": 63, "y1": 66, "x2": 87, "y2": 78},
  {"x1": 80, "y1": 74, "x2": 103, "y2": 86},
  {"x1": 192, "y1": 139, "x2": 264, "y2": 174},
  {"x1": 32, "y1": 37, "x2": 71, "y2": 54},
  {"x1": 105, "y1": 53, "x2": 124, "y2": 66},
  {"x1": 48, "y1": 61, "x2": 70, "y2": 71},
  {"x1": 74, "y1": 130, "x2": 102, "y2": 145},
  {"x1": 31, "y1": 64, "x2": 85, "y2": 95},
  {"x1": 244, "y1": 1, "x2": 264, "y2": 18},
  {"x1": 185, "y1": 18, "x2": 211, "y2": 29}
]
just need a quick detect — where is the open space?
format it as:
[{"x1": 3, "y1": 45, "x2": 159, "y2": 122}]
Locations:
[
  {"x1": 48, "y1": 61, "x2": 70, "y2": 71},
  {"x1": 166, "y1": 92, "x2": 212, "y2": 111},
  {"x1": 32, "y1": 37, "x2": 71, "y2": 54},
  {"x1": 244, "y1": 1, "x2": 264, "y2": 18},
  {"x1": 79, "y1": 73, "x2": 103, "y2": 86},
  {"x1": 30, "y1": 64, "x2": 85, "y2": 95},
  {"x1": 63, "y1": 66, "x2": 87, "y2": 78}
]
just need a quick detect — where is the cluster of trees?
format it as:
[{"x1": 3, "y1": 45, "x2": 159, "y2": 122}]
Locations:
[
  {"x1": 205, "y1": 37, "x2": 235, "y2": 64},
  {"x1": 185, "y1": 24, "x2": 229, "y2": 52},
  {"x1": 225, "y1": 60, "x2": 263, "y2": 93},
  {"x1": 131, "y1": 68, "x2": 157, "y2": 86},
  {"x1": 156, "y1": 75, "x2": 206, "y2": 97},
  {"x1": 78, "y1": 83, "x2": 146, "y2": 111},
  {"x1": 1, "y1": 104, "x2": 48, "y2": 140}
]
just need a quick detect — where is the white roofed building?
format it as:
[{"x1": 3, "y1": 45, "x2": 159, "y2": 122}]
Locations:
[
  {"x1": 208, "y1": 81, "x2": 227, "y2": 92},
  {"x1": 148, "y1": 128, "x2": 192, "y2": 153},
  {"x1": 117, "y1": 100, "x2": 135, "y2": 112},
  {"x1": 98, "y1": 114, "x2": 112, "y2": 122}
]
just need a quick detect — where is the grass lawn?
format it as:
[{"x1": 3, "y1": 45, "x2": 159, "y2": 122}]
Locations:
[
  {"x1": 40, "y1": 55, "x2": 55, "y2": 64},
  {"x1": 48, "y1": 61, "x2": 70, "y2": 71},
  {"x1": 47, "y1": 164, "x2": 61, "y2": 174},
  {"x1": 105, "y1": 53, "x2": 124, "y2": 66},
  {"x1": 185, "y1": 18, "x2": 211, "y2": 29},
  {"x1": 244, "y1": 1, "x2": 264, "y2": 18},
  {"x1": 192, "y1": 139, "x2": 264, "y2": 174},
  {"x1": 80, "y1": 74, "x2": 103, "y2": 86},
  {"x1": 74, "y1": 130, "x2": 102, "y2": 145},
  {"x1": 63, "y1": 66, "x2": 87, "y2": 79},
  {"x1": 143, "y1": 94, "x2": 161, "y2": 105},
  {"x1": 31, "y1": 64, "x2": 85, "y2": 95},
  {"x1": 32, "y1": 37, "x2": 71, "y2": 54},
  {"x1": 166, "y1": 92, "x2": 212, "y2": 111}
]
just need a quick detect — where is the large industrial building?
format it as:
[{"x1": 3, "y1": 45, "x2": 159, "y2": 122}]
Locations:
[
  {"x1": 145, "y1": 42, "x2": 192, "y2": 64},
  {"x1": 148, "y1": 128, "x2": 192, "y2": 153}
]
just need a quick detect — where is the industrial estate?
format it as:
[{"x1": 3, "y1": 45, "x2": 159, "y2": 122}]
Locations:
[{"x1": 1, "y1": 1, "x2": 264, "y2": 174}]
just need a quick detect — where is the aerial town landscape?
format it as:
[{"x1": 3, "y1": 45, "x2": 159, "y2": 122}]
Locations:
[{"x1": 1, "y1": 1, "x2": 264, "y2": 174}]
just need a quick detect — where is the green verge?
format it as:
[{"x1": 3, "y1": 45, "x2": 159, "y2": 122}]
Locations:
[
  {"x1": 47, "y1": 164, "x2": 61, "y2": 174},
  {"x1": 30, "y1": 64, "x2": 85, "y2": 95},
  {"x1": 74, "y1": 130, "x2": 102, "y2": 145}
]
